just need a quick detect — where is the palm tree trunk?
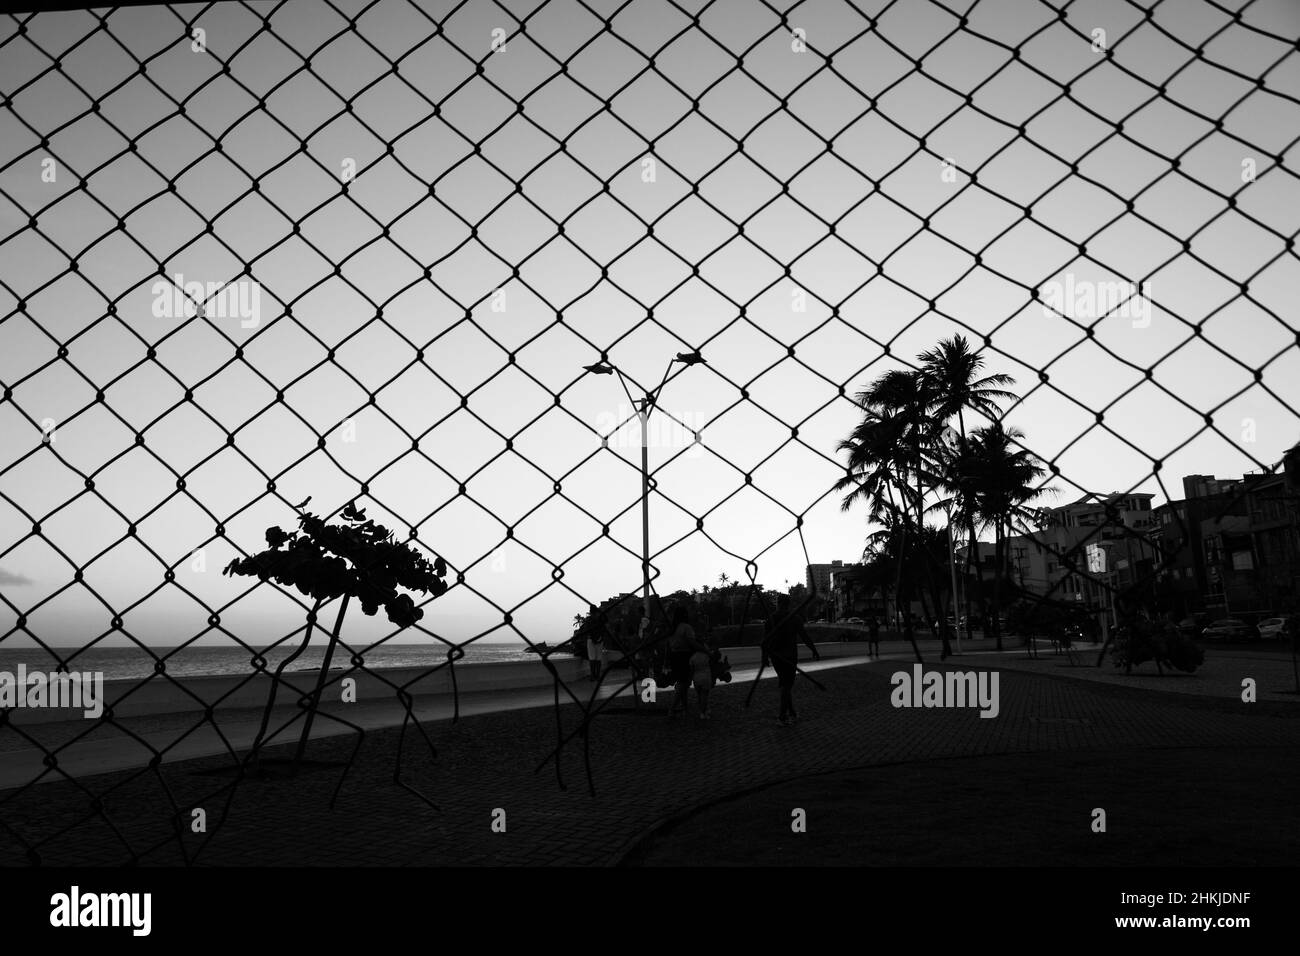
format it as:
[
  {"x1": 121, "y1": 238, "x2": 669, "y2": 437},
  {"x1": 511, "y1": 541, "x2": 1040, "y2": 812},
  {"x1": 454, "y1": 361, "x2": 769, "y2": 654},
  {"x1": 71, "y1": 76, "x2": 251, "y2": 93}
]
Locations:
[
  {"x1": 896, "y1": 518, "x2": 922, "y2": 663},
  {"x1": 884, "y1": 484, "x2": 922, "y2": 663},
  {"x1": 992, "y1": 521, "x2": 1005, "y2": 651},
  {"x1": 913, "y1": 446, "x2": 952, "y2": 659},
  {"x1": 917, "y1": 585, "x2": 934, "y2": 639},
  {"x1": 915, "y1": 537, "x2": 951, "y2": 657},
  {"x1": 955, "y1": 410, "x2": 977, "y2": 643},
  {"x1": 925, "y1": 551, "x2": 953, "y2": 658},
  {"x1": 965, "y1": 514, "x2": 981, "y2": 640}
]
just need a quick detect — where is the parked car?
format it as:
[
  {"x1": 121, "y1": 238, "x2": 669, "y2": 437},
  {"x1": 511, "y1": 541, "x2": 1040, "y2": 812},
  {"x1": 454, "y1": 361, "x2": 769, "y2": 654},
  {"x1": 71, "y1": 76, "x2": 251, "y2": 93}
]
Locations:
[
  {"x1": 1257, "y1": 617, "x2": 1288, "y2": 640},
  {"x1": 845, "y1": 616, "x2": 865, "y2": 625},
  {"x1": 1063, "y1": 623, "x2": 1089, "y2": 644},
  {"x1": 1201, "y1": 618, "x2": 1252, "y2": 641}
]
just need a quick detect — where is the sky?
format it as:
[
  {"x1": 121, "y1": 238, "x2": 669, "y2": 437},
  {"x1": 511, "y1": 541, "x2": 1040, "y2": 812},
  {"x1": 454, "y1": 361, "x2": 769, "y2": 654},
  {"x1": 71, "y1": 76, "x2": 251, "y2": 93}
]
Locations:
[{"x1": 0, "y1": 0, "x2": 1298, "y2": 655}]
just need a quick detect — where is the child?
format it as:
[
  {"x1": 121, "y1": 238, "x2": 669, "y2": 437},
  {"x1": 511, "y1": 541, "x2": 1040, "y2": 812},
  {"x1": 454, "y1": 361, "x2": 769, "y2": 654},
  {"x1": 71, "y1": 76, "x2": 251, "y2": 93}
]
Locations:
[
  {"x1": 690, "y1": 647, "x2": 713, "y2": 719},
  {"x1": 710, "y1": 648, "x2": 732, "y2": 684}
]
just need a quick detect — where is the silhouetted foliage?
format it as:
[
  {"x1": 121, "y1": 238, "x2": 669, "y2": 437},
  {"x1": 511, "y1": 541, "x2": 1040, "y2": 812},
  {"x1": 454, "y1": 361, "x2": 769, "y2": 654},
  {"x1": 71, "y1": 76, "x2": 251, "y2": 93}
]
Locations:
[
  {"x1": 835, "y1": 335, "x2": 1051, "y2": 659},
  {"x1": 223, "y1": 501, "x2": 448, "y2": 627}
]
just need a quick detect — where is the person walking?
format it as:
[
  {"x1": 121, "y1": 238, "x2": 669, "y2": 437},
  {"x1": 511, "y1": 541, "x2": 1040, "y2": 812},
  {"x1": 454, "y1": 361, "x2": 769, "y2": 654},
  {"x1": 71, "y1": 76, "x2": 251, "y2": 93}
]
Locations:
[
  {"x1": 689, "y1": 630, "x2": 715, "y2": 719},
  {"x1": 762, "y1": 594, "x2": 821, "y2": 725},
  {"x1": 666, "y1": 604, "x2": 708, "y2": 717}
]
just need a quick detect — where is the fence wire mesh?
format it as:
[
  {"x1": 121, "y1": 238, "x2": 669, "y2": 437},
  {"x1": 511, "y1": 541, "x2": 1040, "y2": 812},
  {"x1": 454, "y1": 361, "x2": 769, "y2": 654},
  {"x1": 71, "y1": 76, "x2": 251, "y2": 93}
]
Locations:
[{"x1": 1, "y1": 0, "x2": 1298, "y2": 864}]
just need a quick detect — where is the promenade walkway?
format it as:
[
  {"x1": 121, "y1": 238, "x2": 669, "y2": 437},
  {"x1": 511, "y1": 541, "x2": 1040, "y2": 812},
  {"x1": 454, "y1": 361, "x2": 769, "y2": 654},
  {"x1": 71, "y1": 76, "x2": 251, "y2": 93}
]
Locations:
[{"x1": 1, "y1": 642, "x2": 1295, "y2": 866}]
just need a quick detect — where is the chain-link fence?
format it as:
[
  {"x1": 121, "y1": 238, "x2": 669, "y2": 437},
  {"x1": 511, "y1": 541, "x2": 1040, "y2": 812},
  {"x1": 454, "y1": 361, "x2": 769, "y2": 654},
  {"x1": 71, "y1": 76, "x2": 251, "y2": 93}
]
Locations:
[{"x1": 1, "y1": 0, "x2": 1297, "y2": 864}]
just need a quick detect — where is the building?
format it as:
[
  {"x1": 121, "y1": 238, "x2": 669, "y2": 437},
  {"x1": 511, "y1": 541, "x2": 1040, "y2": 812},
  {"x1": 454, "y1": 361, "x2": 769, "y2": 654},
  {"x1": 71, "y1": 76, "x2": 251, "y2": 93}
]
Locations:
[
  {"x1": 1153, "y1": 472, "x2": 1300, "y2": 619},
  {"x1": 806, "y1": 560, "x2": 845, "y2": 598},
  {"x1": 1150, "y1": 497, "x2": 1199, "y2": 616},
  {"x1": 1044, "y1": 472, "x2": 1300, "y2": 622},
  {"x1": 1042, "y1": 492, "x2": 1158, "y2": 533},
  {"x1": 963, "y1": 493, "x2": 1159, "y2": 632},
  {"x1": 826, "y1": 562, "x2": 886, "y2": 621},
  {"x1": 937, "y1": 468, "x2": 1299, "y2": 628},
  {"x1": 1242, "y1": 472, "x2": 1300, "y2": 614}
]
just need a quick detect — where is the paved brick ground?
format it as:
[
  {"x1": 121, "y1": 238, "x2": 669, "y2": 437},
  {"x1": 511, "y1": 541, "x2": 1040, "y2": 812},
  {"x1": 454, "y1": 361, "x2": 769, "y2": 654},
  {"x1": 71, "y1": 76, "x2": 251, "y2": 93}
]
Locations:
[
  {"x1": 626, "y1": 744, "x2": 1300, "y2": 865},
  {"x1": 1, "y1": 656, "x2": 1296, "y2": 866}
]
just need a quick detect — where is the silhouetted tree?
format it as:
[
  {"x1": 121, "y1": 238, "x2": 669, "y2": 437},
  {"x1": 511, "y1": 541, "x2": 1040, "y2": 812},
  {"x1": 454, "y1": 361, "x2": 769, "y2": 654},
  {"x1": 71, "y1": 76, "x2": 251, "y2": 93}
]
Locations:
[
  {"x1": 919, "y1": 335, "x2": 1016, "y2": 640},
  {"x1": 224, "y1": 500, "x2": 448, "y2": 767}
]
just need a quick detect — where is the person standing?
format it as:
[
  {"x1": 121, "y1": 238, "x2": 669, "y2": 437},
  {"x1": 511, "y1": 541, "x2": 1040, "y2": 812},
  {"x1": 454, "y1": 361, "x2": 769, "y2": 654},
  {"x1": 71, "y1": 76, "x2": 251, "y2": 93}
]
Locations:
[
  {"x1": 625, "y1": 605, "x2": 649, "y2": 681},
  {"x1": 762, "y1": 594, "x2": 821, "y2": 725},
  {"x1": 867, "y1": 615, "x2": 881, "y2": 656},
  {"x1": 666, "y1": 605, "x2": 708, "y2": 717},
  {"x1": 581, "y1": 604, "x2": 606, "y2": 681}
]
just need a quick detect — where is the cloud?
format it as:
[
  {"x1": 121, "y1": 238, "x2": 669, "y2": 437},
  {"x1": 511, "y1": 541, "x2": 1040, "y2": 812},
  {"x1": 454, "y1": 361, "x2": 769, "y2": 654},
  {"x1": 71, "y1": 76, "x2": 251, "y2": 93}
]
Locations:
[{"x1": 0, "y1": 568, "x2": 34, "y2": 587}]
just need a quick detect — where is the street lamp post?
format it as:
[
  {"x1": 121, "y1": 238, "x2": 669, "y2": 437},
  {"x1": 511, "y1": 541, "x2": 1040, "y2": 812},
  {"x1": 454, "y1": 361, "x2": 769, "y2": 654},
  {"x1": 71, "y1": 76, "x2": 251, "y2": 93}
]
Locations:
[
  {"x1": 637, "y1": 394, "x2": 651, "y2": 626},
  {"x1": 582, "y1": 350, "x2": 706, "y2": 690}
]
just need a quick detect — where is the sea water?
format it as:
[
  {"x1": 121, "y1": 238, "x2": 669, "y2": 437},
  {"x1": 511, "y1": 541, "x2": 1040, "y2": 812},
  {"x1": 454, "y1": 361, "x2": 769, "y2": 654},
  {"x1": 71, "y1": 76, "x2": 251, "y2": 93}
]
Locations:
[{"x1": 0, "y1": 640, "x2": 559, "y2": 682}]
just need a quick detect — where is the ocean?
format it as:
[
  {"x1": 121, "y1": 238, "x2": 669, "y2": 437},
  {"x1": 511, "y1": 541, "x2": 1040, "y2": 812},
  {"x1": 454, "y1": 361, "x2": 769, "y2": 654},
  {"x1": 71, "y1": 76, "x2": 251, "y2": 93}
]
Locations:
[{"x1": 0, "y1": 641, "x2": 569, "y2": 682}]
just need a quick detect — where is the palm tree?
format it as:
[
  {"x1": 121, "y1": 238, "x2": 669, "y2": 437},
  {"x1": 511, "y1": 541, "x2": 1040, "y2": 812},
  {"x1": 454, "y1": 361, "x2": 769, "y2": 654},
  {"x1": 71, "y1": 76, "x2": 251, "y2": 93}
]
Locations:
[
  {"x1": 959, "y1": 422, "x2": 1054, "y2": 650},
  {"x1": 836, "y1": 380, "x2": 935, "y2": 661},
  {"x1": 918, "y1": 335, "x2": 1017, "y2": 433},
  {"x1": 865, "y1": 369, "x2": 957, "y2": 656},
  {"x1": 836, "y1": 340, "x2": 1028, "y2": 660},
  {"x1": 920, "y1": 335, "x2": 1016, "y2": 640}
]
